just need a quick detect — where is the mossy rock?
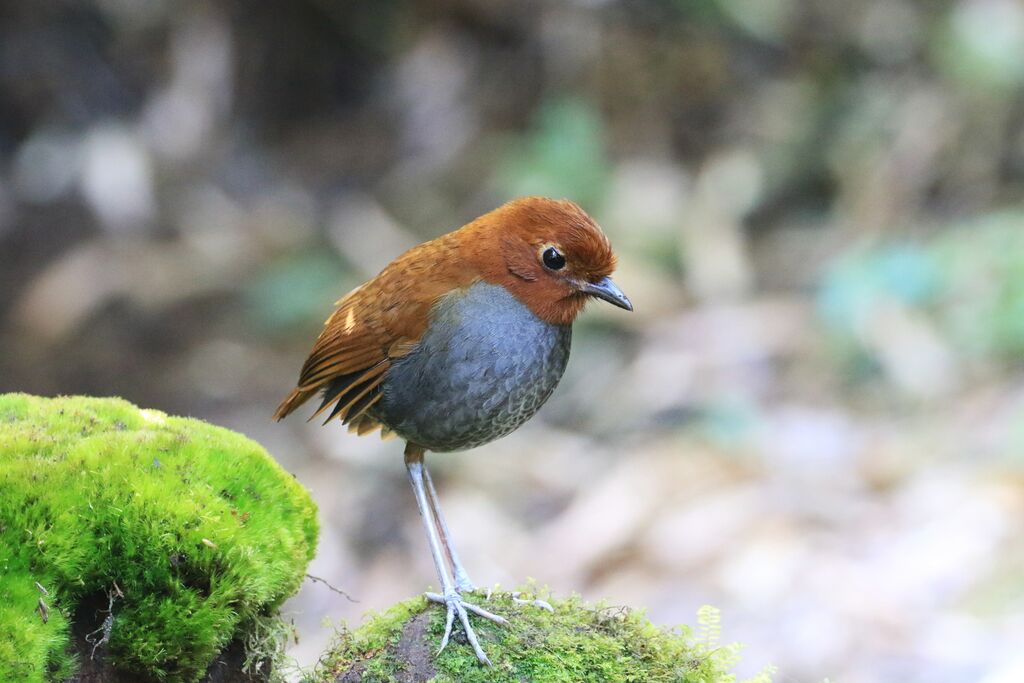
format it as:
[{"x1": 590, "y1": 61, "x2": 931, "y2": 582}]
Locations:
[
  {"x1": 0, "y1": 394, "x2": 319, "y2": 682},
  {"x1": 309, "y1": 590, "x2": 774, "y2": 683}
]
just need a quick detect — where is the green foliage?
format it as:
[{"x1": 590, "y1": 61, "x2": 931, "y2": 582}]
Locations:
[
  {"x1": 933, "y1": 1, "x2": 1024, "y2": 91},
  {"x1": 0, "y1": 394, "x2": 319, "y2": 682},
  {"x1": 818, "y1": 243, "x2": 941, "y2": 338},
  {"x1": 930, "y1": 213, "x2": 1024, "y2": 360},
  {"x1": 715, "y1": 0, "x2": 795, "y2": 44},
  {"x1": 817, "y1": 241, "x2": 940, "y2": 376},
  {"x1": 310, "y1": 589, "x2": 773, "y2": 683},
  {"x1": 496, "y1": 97, "x2": 610, "y2": 210},
  {"x1": 246, "y1": 250, "x2": 354, "y2": 335},
  {"x1": 817, "y1": 210, "x2": 1024, "y2": 375}
]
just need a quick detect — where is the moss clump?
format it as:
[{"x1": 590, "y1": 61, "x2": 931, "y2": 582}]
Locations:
[
  {"x1": 0, "y1": 394, "x2": 319, "y2": 682},
  {"x1": 310, "y1": 589, "x2": 775, "y2": 683}
]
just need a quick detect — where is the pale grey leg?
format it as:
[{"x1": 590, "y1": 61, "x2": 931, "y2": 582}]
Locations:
[
  {"x1": 423, "y1": 464, "x2": 476, "y2": 593},
  {"x1": 405, "y1": 445, "x2": 506, "y2": 665}
]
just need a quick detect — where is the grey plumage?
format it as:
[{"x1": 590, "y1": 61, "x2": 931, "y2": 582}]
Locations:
[{"x1": 370, "y1": 282, "x2": 572, "y2": 452}]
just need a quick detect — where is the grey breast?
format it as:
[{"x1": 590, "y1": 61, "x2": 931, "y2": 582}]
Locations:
[{"x1": 372, "y1": 282, "x2": 572, "y2": 452}]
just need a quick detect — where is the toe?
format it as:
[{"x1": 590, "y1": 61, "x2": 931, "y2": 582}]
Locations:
[
  {"x1": 455, "y1": 603, "x2": 492, "y2": 665},
  {"x1": 511, "y1": 591, "x2": 555, "y2": 612},
  {"x1": 461, "y1": 600, "x2": 509, "y2": 625},
  {"x1": 424, "y1": 591, "x2": 504, "y2": 664},
  {"x1": 436, "y1": 601, "x2": 456, "y2": 654}
]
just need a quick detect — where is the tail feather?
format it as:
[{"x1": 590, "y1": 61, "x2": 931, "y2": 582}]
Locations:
[{"x1": 272, "y1": 388, "x2": 315, "y2": 421}]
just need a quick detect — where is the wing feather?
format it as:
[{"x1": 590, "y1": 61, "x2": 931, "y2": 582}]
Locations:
[{"x1": 273, "y1": 232, "x2": 473, "y2": 439}]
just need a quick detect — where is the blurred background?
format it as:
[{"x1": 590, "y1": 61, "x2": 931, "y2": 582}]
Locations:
[{"x1": 2, "y1": 1, "x2": 1024, "y2": 681}]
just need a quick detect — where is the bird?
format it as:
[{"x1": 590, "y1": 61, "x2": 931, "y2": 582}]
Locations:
[{"x1": 274, "y1": 196, "x2": 632, "y2": 664}]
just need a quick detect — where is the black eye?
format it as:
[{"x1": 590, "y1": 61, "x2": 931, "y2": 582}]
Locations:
[{"x1": 542, "y1": 247, "x2": 566, "y2": 270}]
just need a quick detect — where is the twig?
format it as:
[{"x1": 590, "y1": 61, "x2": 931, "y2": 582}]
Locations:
[
  {"x1": 85, "y1": 586, "x2": 121, "y2": 659},
  {"x1": 35, "y1": 582, "x2": 50, "y2": 623},
  {"x1": 305, "y1": 574, "x2": 358, "y2": 603}
]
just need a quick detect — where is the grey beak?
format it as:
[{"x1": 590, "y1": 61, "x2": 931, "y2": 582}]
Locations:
[{"x1": 580, "y1": 276, "x2": 633, "y2": 311}]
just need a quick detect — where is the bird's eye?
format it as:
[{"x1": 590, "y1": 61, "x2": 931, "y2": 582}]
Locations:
[{"x1": 542, "y1": 247, "x2": 566, "y2": 270}]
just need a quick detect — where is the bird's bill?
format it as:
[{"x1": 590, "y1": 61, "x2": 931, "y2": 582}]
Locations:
[{"x1": 580, "y1": 276, "x2": 633, "y2": 311}]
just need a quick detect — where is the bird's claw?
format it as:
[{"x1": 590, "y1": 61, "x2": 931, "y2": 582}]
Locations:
[
  {"x1": 510, "y1": 591, "x2": 555, "y2": 612},
  {"x1": 425, "y1": 591, "x2": 508, "y2": 665}
]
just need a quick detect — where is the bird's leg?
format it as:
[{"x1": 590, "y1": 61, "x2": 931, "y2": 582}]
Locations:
[
  {"x1": 422, "y1": 463, "x2": 476, "y2": 593},
  {"x1": 421, "y1": 456, "x2": 554, "y2": 614},
  {"x1": 404, "y1": 445, "x2": 507, "y2": 665}
]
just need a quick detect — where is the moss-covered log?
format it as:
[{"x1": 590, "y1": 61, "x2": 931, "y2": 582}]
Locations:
[
  {"x1": 308, "y1": 590, "x2": 774, "y2": 683},
  {"x1": 1, "y1": 394, "x2": 774, "y2": 682},
  {"x1": 0, "y1": 394, "x2": 319, "y2": 682}
]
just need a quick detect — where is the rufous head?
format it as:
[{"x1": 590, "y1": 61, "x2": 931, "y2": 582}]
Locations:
[{"x1": 461, "y1": 197, "x2": 632, "y2": 325}]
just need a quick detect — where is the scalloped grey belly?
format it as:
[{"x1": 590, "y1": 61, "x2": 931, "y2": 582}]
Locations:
[{"x1": 370, "y1": 282, "x2": 572, "y2": 452}]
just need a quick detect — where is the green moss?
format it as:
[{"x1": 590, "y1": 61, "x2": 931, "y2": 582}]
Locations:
[
  {"x1": 0, "y1": 394, "x2": 319, "y2": 682},
  {"x1": 310, "y1": 588, "x2": 775, "y2": 683}
]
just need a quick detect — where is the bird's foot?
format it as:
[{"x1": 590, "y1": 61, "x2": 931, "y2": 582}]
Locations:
[
  {"x1": 510, "y1": 590, "x2": 555, "y2": 612},
  {"x1": 425, "y1": 590, "x2": 508, "y2": 665}
]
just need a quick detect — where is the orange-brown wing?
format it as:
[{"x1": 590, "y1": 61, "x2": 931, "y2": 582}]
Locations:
[
  {"x1": 273, "y1": 235, "x2": 471, "y2": 434},
  {"x1": 272, "y1": 283, "x2": 425, "y2": 430}
]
